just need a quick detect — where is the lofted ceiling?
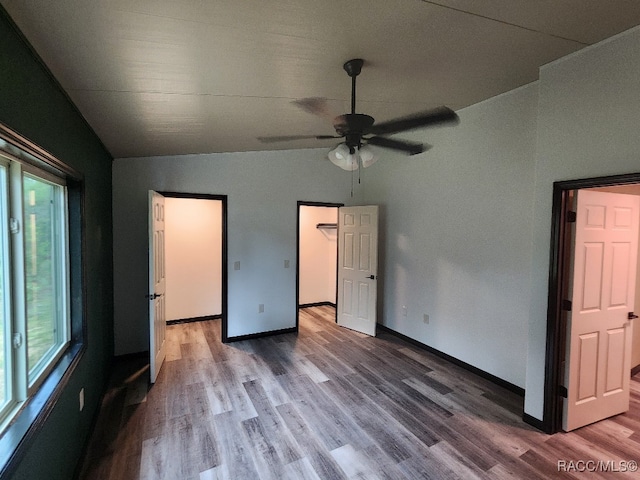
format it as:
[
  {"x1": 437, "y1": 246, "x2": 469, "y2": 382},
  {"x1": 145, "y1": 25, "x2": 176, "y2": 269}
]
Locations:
[{"x1": 2, "y1": 0, "x2": 640, "y2": 159}]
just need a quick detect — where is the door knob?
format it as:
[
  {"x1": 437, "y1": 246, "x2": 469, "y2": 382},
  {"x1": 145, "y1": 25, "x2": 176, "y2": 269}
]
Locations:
[
  {"x1": 628, "y1": 312, "x2": 638, "y2": 320},
  {"x1": 366, "y1": 275, "x2": 376, "y2": 280},
  {"x1": 146, "y1": 293, "x2": 161, "y2": 300}
]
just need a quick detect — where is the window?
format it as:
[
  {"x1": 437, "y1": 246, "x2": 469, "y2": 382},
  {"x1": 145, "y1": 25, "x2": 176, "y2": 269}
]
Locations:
[{"x1": 0, "y1": 154, "x2": 70, "y2": 430}]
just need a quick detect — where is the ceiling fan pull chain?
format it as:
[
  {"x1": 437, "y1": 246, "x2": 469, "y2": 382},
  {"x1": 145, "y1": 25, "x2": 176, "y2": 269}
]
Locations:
[{"x1": 351, "y1": 168, "x2": 355, "y2": 198}]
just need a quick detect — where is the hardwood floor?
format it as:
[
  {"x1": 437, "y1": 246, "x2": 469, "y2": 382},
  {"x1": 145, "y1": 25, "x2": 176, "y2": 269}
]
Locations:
[{"x1": 78, "y1": 306, "x2": 640, "y2": 479}]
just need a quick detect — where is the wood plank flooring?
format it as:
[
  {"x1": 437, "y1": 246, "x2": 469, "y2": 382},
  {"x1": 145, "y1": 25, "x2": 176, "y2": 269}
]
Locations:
[{"x1": 78, "y1": 306, "x2": 640, "y2": 479}]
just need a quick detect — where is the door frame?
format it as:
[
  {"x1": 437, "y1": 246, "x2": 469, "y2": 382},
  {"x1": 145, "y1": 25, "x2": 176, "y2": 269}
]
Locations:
[
  {"x1": 159, "y1": 191, "x2": 229, "y2": 342},
  {"x1": 296, "y1": 201, "x2": 344, "y2": 331},
  {"x1": 541, "y1": 171, "x2": 640, "y2": 433}
]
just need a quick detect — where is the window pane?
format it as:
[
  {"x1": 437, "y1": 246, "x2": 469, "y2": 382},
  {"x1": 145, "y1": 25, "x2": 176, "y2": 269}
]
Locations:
[{"x1": 23, "y1": 175, "x2": 64, "y2": 376}]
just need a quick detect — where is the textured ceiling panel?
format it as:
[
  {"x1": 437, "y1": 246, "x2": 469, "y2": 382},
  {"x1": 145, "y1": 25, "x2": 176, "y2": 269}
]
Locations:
[{"x1": 2, "y1": 0, "x2": 640, "y2": 157}]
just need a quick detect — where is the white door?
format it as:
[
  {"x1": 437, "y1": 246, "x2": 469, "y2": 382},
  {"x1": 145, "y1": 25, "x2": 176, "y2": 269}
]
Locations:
[
  {"x1": 563, "y1": 190, "x2": 639, "y2": 431},
  {"x1": 337, "y1": 206, "x2": 378, "y2": 336},
  {"x1": 149, "y1": 191, "x2": 167, "y2": 383}
]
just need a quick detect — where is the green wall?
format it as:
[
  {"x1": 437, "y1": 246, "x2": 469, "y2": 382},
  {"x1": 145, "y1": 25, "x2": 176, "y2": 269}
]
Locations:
[{"x1": 0, "y1": 7, "x2": 113, "y2": 479}]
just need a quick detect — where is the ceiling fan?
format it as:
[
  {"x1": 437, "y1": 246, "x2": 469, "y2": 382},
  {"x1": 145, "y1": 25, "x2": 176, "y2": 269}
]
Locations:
[{"x1": 258, "y1": 58, "x2": 459, "y2": 170}]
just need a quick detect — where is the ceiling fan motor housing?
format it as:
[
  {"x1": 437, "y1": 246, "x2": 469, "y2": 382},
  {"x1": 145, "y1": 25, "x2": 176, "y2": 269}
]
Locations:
[{"x1": 335, "y1": 113, "x2": 374, "y2": 152}]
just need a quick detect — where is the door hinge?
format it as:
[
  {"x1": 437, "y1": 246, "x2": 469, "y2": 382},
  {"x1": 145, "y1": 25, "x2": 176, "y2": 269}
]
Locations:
[
  {"x1": 566, "y1": 211, "x2": 577, "y2": 223},
  {"x1": 13, "y1": 332, "x2": 23, "y2": 349},
  {"x1": 558, "y1": 385, "x2": 568, "y2": 398},
  {"x1": 562, "y1": 299, "x2": 572, "y2": 311}
]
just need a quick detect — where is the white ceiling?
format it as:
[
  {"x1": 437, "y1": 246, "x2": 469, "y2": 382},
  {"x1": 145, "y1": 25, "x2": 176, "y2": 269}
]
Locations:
[{"x1": 3, "y1": 0, "x2": 640, "y2": 158}]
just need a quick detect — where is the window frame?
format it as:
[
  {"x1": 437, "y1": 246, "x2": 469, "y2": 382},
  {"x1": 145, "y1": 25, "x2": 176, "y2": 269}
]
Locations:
[
  {"x1": 0, "y1": 159, "x2": 12, "y2": 422},
  {"x1": 0, "y1": 123, "x2": 85, "y2": 478}
]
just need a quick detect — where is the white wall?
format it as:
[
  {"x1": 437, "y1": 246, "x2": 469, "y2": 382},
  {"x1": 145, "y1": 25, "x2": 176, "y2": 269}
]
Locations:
[
  {"x1": 363, "y1": 83, "x2": 539, "y2": 389},
  {"x1": 165, "y1": 197, "x2": 222, "y2": 321},
  {"x1": 113, "y1": 149, "x2": 360, "y2": 354},
  {"x1": 526, "y1": 26, "x2": 640, "y2": 419},
  {"x1": 299, "y1": 206, "x2": 337, "y2": 305}
]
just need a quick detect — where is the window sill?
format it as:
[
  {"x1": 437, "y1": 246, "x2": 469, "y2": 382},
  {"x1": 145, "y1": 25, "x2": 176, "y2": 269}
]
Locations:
[{"x1": 0, "y1": 341, "x2": 84, "y2": 479}]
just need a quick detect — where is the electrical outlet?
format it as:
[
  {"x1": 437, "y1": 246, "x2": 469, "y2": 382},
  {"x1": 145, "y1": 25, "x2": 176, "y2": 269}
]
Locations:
[
  {"x1": 284, "y1": 259, "x2": 290, "y2": 268},
  {"x1": 234, "y1": 261, "x2": 240, "y2": 270},
  {"x1": 259, "y1": 304, "x2": 264, "y2": 313},
  {"x1": 79, "y1": 388, "x2": 85, "y2": 412},
  {"x1": 402, "y1": 306, "x2": 407, "y2": 317},
  {"x1": 423, "y1": 314, "x2": 430, "y2": 324}
]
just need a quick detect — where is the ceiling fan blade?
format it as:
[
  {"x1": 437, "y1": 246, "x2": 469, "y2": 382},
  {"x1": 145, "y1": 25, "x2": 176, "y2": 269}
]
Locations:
[
  {"x1": 257, "y1": 134, "x2": 340, "y2": 143},
  {"x1": 366, "y1": 106, "x2": 459, "y2": 136},
  {"x1": 291, "y1": 97, "x2": 338, "y2": 123},
  {"x1": 366, "y1": 136, "x2": 430, "y2": 155}
]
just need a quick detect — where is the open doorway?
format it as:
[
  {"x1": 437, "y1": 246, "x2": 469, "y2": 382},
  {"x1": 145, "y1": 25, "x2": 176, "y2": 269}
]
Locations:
[
  {"x1": 164, "y1": 196, "x2": 223, "y2": 324},
  {"x1": 160, "y1": 191, "x2": 227, "y2": 336},
  {"x1": 542, "y1": 173, "x2": 640, "y2": 433},
  {"x1": 296, "y1": 202, "x2": 342, "y2": 328}
]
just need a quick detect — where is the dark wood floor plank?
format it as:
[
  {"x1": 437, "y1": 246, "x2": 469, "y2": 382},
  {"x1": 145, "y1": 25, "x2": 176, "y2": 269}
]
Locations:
[
  {"x1": 573, "y1": 421, "x2": 640, "y2": 463},
  {"x1": 278, "y1": 372, "x2": 372, "y2": 451},
  {"x1": 242, "y1": 379, "x2": 302, "y2": 464},
  {"x1": 107, "y1": 402, "x2": 147, "y2": 480},
  {"x1": 277, "y1": 374, "x2": 347, "y2": 451},
  {"x1": 305, "y1": 349, "x2": 355, "y2": 378},
  {"x1": 397, "y1": 450, "x2": 472, "y2": 480},
  {"x1": 213, "y1": 411, "x2": 262, "y2": 480},
  {"x1": 78, "y1": 306, "x2": 640, "y2": 479},
  {"x1": 363, "y1": 338, "x2": 436, "y2": 377},
  {"x1": 275, "y1": 402, "x2": 348, "y2": 480},
  {"x1": 357, "y1": 362, "x2": 454, "y2": 420},
  {"x1": 215, "y1": 359, "x2": 258, "y2": 421},
  {"x1": 250, "y1": 337, "x2": 290, "y2": 377},
  {"x1": 321, "y1": 375, "x2": 417, "y2": 463},
  {"x1": 198, "y1": 358, "x2": 234, "y2": 415},
  {"x1": 484, "y1": 450, "x2": 557, "y2": 480},
  {"x1": 200, "y1": 319, "x2": 229, "y2": 362},
  {"x1": 542, "y1": 433, "x2": 640, "y2": 479},
  {"x1": 241, "y1": 416, "x2": 287, "y2": 480},
  {"x1": 345, "y1": 368, "x2": 443, "y2": 447},
  {"x1": 356, "y1": 443, "x2": 411, "y2": 480},
  {"x1": 523, "y1": 435, "x2": 612, "y2": 480},
  {"x1": 185, "y1": 382, "x2": 220, "y2": 472}
]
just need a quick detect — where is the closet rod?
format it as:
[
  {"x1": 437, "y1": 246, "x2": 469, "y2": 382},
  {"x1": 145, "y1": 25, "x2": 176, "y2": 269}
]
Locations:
[{"x1": 316, "y1": 223, "x2": 337, "y2": 229}]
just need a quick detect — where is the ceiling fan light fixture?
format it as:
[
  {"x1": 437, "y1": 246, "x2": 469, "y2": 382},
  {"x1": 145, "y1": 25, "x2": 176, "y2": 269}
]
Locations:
[
  {"x1": 359, "y1": 144, "x2": 377, "y2": 168},
  {"x1": 328, "y1": 143, "x2": 359, "y2": 171}
]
